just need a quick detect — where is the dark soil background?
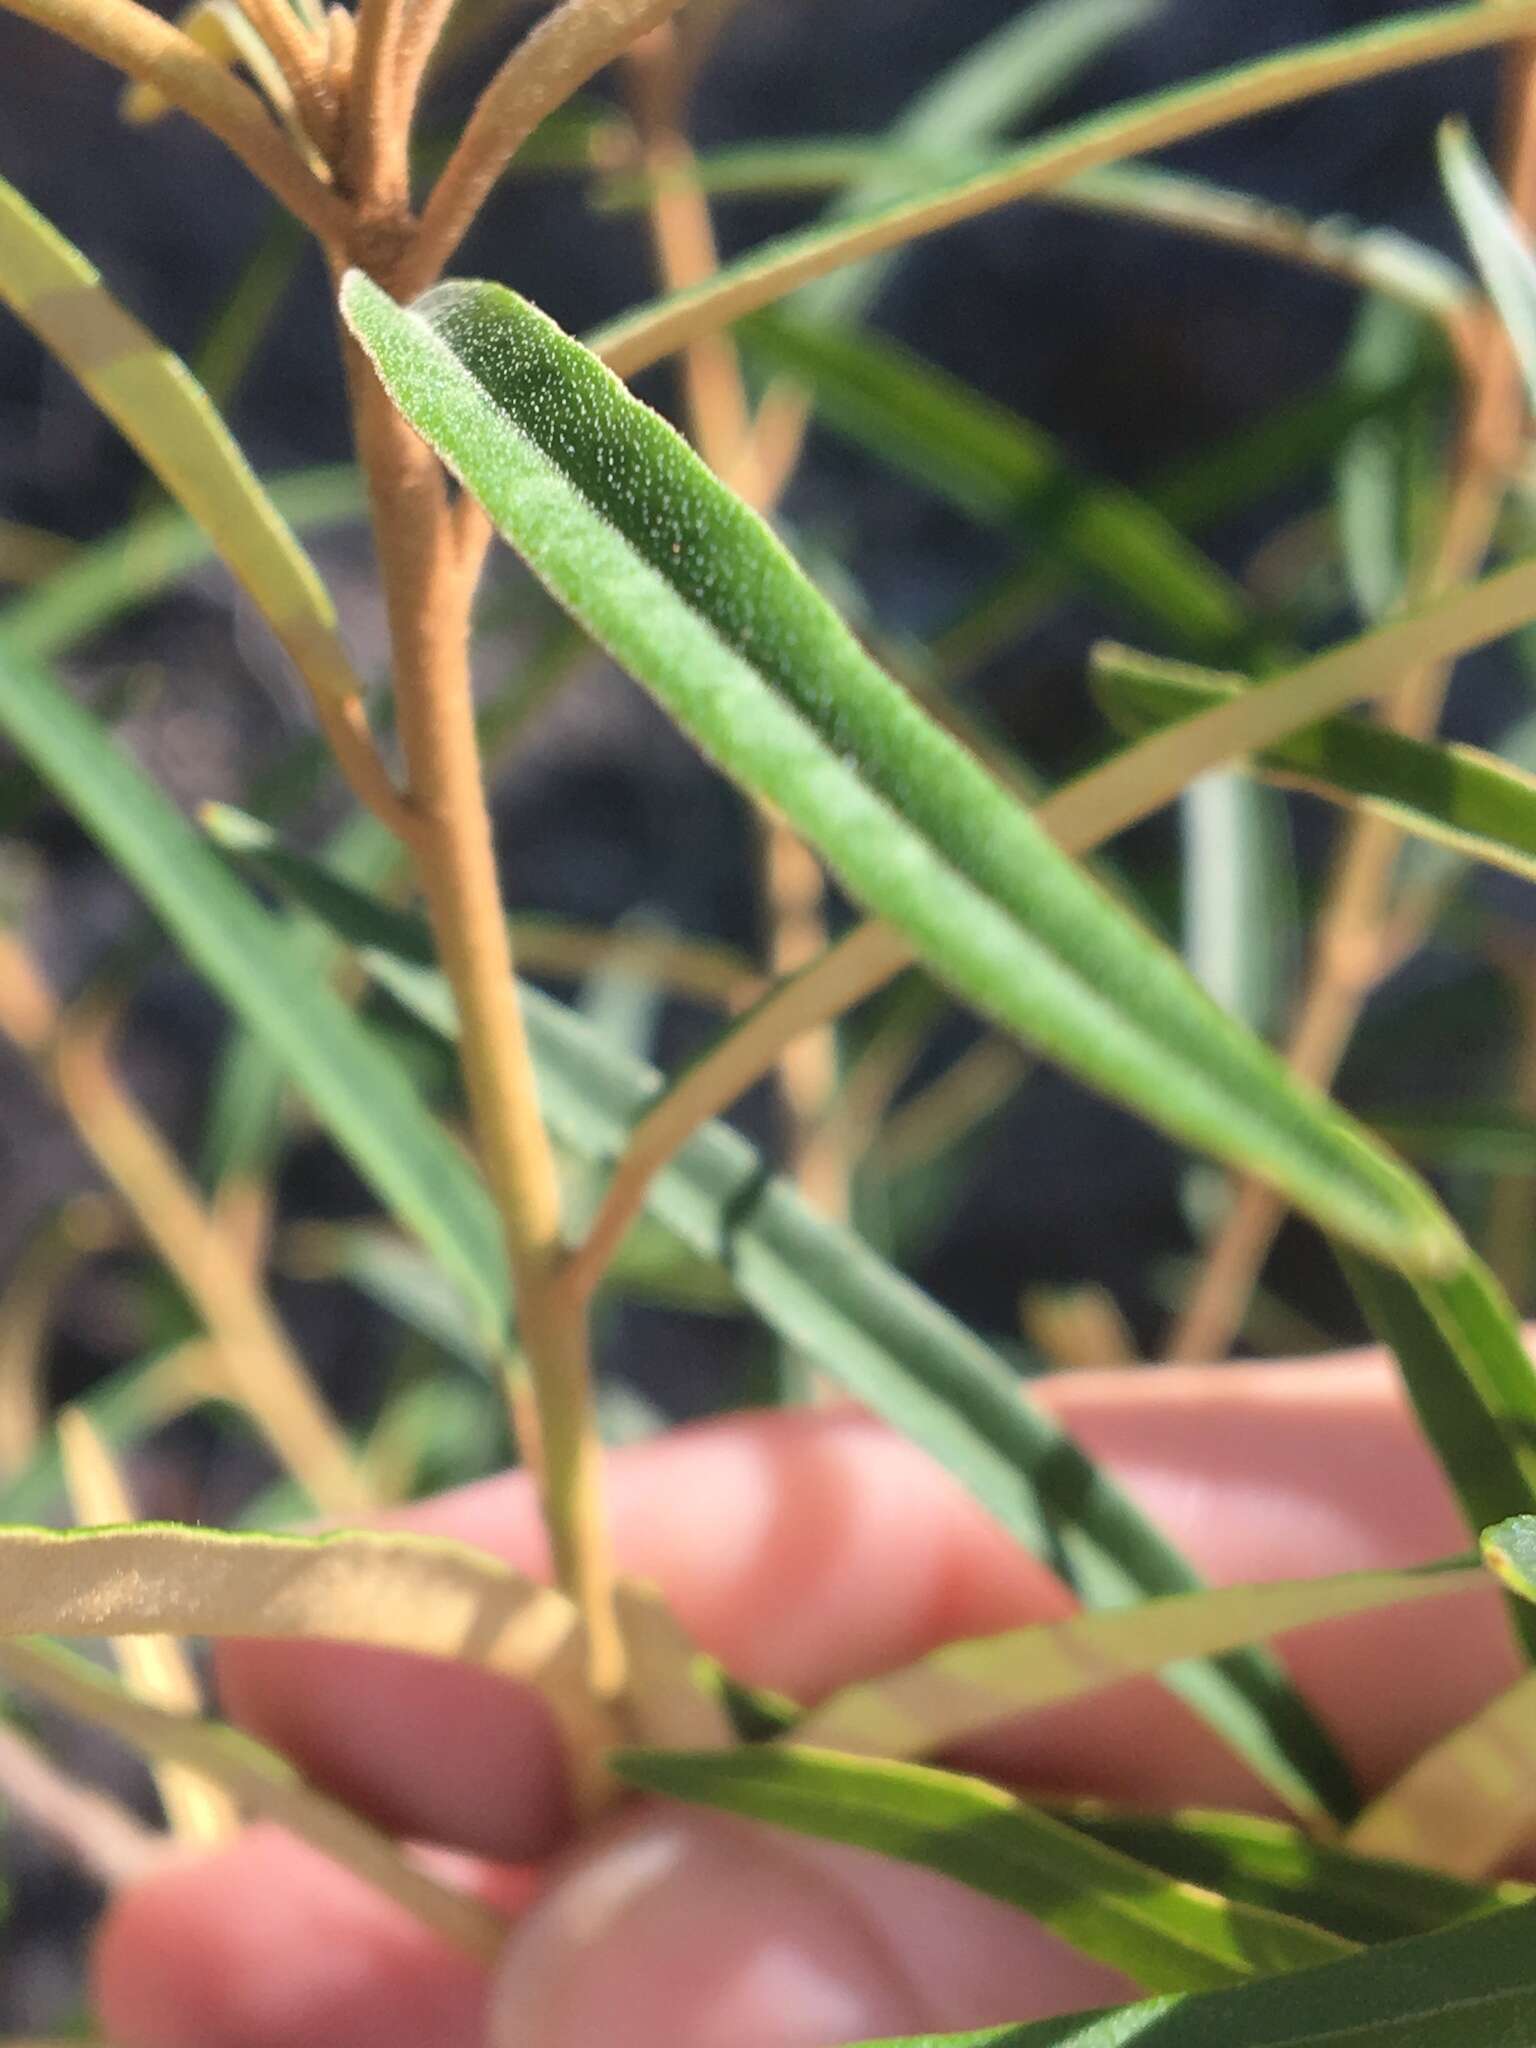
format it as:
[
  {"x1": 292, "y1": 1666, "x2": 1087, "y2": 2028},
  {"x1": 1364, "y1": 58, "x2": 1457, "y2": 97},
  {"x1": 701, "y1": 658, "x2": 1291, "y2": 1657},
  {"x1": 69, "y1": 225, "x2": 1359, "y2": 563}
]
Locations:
[{"x1": 0, "y1": 0, "x2": 1525, "y2": 2027}]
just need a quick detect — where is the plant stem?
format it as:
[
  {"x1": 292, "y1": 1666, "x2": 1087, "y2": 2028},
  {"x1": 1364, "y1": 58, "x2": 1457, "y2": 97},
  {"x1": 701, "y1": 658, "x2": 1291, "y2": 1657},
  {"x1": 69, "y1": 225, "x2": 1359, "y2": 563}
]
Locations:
[
  {"x1": 344, "y1": 354, "x2": 624, "y2": 1697},
  {"x1": 403, "y1": 0, "x2": 692, "y2": 295},
  {"x1": 1169, "y1": 34, "x2": 1536, "y2": 1364},
  {"x1": 0, "y1": 0, "x2": 346, "y2": 240}
]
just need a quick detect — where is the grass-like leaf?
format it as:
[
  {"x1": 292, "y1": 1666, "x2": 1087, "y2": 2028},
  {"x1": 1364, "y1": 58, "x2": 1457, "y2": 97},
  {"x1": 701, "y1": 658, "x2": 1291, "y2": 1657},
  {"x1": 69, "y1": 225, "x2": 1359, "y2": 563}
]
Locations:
[
  {"x1": 1349, "y1": 1670, "x2": 1536, "y2": 1879},
  {"x1": 1056, "y1": 1805, "x2": 1527, "y2": 1946},
  {"x1": 1094, "y1": 647, "x2": 1536, "y2": 886},
  {"x1": 0, "y1": 177, "x2": 366, "y2": 715},
  {"x1": 341, "y1": 268, "x2": 1457, "y2": 1277},
  {"x1": 792, "y1": 1555, "x2": 1480, "y2": 1762},
  {"x1": 740, "y1": 311, "x2": 1262, "y2": 663},
  {"x1": 1441, "y1": 120, "x2": 1536, "y2": 410},
  {"x1": 846, "y1": 1894, "x2": 1536, "y2": 2045},
  {"x1": 587, "y1": 1, "x2": 1536, "y2": 380},
  {"x1": 613, "y1": 1746, "x2": 1354, "y2": 1993},
  {"x1": 213, "y1": 817, "x2": 1364, "y2": 1825},
  {"x1": 0, "y1": 644, "x2": 508, "y2": 1339}
]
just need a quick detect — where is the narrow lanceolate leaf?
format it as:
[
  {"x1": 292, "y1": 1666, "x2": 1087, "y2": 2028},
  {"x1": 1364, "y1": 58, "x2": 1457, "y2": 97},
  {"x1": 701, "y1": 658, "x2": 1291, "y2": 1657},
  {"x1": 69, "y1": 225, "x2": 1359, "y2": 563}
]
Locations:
[
  {"x1": 848, "y1": 1896, "x2": 1536, "y2": 2048},
  {"x1": 0, "y1": 1522, "x2": 611, "y2": 1766},
  {"x1": 1094, "y1": 648, "x2": 1536, "y2": 886},
  {"x1": 0, "y1": 177, "x2": 364, "y2": 708},
  {"x1": 792, "y1": 0, "x2": 1160, "y2": 328},
  {"x1": 214, "y1": 824, "x2": 1363, "y2": 1827},
  {"x1": 740, "y1": 311, "x2": 1261, "y2": 664},
  {"x1": 0, "y1": 646, "x2": 508, "y2": 1338},
  {"x1": 342, "y1": 269, "x2": 1458, "y2": 1278},
  {"x1": 1440, "y1": 121, "x2": 1536, "y2": 412},
  {"x1": 587, "y1": 0, "x2": 1536, "y2": 380},
  {"x1": 1335, "y1": 1251, "x2": 1536, "y2": 1667},
  {"x1": 613, "y1": 1747, "x2": 1354, "y2": 1994},
  {"x1": 1349, "y1": 1670, "x2": 1536, "y2": 1878},
  {"x1": 1055, "y1": 1805, "x2": 1527, "y2": 1947},
  {"x1": 791, "y1": 1556, "x2": 1480, "y2": 1762},
  {"x1": 0, "y1": 1638, "x2": 507, "y2": 1961},
  {"x1": 1483, "y1": 1515, "x2": 1536, "y2": 1604}
]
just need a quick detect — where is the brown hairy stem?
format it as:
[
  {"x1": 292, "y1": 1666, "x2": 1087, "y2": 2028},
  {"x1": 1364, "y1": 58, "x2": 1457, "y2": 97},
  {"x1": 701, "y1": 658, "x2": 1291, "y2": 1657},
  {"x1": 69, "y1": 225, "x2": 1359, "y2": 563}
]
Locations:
[
  {"x1": 229, "y1": 0, "x2": 339, "y2": 161},
  {"x1": 0, "y1": 0, "x2": 346, "y2": 242},
  {"x1": 344, "y1": 351, "x2": 623, "y2": 1698},
  {"x1": 1168, "y1": 42, "x2": 1536, "y2": 1366},
  {"x1": 403, "y1": 0, "x2": 692, "y2": 296},
  {"x1": 348, "y1": 0, "x2": 411, "y2": 209}
]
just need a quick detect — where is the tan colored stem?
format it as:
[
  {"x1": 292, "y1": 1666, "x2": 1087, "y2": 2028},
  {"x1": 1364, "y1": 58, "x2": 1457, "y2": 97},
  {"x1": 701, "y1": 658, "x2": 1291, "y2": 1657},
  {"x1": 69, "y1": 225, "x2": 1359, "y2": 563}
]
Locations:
[
  {"x1": 0, "y1": 935, "x2": 368, "y2": 1514},
  {"x1": 1169, "y1": 35, "x2": 1536, "y2": 1364},
  {"x1": 230, "y1": 0, "x2": 339, "y2": 160},
  {"x1": 345, "y1": 352, "x2": 622, "y2": 1697},
  {"x1": 0, "y1": 0, "x2": 346, "y2": 242},
  {"x1": 404, "y1": 0, "x2": 691, "y2": 295}
]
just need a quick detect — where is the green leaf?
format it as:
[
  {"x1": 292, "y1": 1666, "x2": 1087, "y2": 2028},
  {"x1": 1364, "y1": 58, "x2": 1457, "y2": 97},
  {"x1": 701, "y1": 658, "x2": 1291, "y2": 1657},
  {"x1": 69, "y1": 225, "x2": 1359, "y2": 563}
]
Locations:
[
  {"x1": 1093, "y1": 647, "x2": 1536, "y2": 887},
  {"x1": 792, "y1": 0, "x2": 1160, "y2": 328},
  {"x1": 1441, "y1": 120, "x2": 1536, "y2": 410},
  {"x1": 0, "y1": 176, "x2": 366, "y2": 713},
  {"x1": 614, "y1": 1746, "x2": 1353, "y2": 1993},
  {"x1": 1057, "y1": 1805, "x2": 1527, "y2": 1947},
  {"x1": 0, "y1": 645, "x2": 507, "y2": 1338},
  {"x1": 739, "y1": 310, "x2": 1262, "y2": 663},
  {"x1": 587, "y1": 1, "x2": 1536, "y2": 381},
  {"x1": 213, "y1": 817, "x2": 1362, "y2": 1826},
  {"x1": 1481, "y1": 1514, "x2": 1536, "y2": 1603},
  {"x1": 1336, "y1": 1250, "x2": 1536, "y2": 1663},
  {"x1": 341, "y1": 268, "x2": 1457, "y2": 1276},
  {"x1": 847, "y1": 1896, "x2": 1536, "y2": 2045},
  {"x1": 1333, "y1": 297, "x2": 1446, "y2": 625}
]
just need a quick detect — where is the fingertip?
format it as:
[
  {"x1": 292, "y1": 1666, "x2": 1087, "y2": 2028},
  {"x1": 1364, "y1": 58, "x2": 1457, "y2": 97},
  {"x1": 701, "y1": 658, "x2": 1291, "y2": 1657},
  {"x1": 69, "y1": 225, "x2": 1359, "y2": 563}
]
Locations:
[
  {"x1": 93, "y1": 1826, "x2": 501, "y2": 2048},
  {"x1": 487, "y1": 1807, "x2": 1127, "y2": 2048}
]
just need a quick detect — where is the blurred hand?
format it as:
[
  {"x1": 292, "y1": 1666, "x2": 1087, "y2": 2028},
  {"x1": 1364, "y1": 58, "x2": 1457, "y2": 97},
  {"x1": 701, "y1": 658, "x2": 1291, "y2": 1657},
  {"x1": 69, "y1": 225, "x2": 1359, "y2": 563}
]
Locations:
[{"x1": 93, "y1": 1356, "x2": 1520, "y2": 2048}]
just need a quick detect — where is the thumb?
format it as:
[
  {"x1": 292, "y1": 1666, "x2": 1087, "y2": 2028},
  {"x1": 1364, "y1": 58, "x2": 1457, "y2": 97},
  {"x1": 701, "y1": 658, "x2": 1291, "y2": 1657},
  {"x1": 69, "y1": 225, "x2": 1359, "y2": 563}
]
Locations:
[{"x1": 487, "y1": 1806, "x2": 1129, "y2": 2047}]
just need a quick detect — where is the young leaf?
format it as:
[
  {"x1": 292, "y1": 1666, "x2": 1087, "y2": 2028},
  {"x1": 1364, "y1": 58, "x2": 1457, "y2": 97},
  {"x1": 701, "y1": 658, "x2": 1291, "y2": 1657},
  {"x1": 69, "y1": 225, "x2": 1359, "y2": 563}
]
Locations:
[
  {"x1": 1055, "y1": 1805, "x2": 1528, "y2": 1947},
  {"x1": 0, "y1": 645, "x2": 508, "y2": 1339},
  {"x1": 341, "y1": 268, "x2": 1458, "y2": 1278},
  {"x1": 1094, "y1": 647, "x2": 1536, "y2": 887},
  {"x1": 791, "y1": 1555, "x2": 1480, "y2": 1762},
  {"x1": 211, "y1": 820, "x2": 1362, "y2": 1826},
  {"x1": 613, "y1": 1746, "x2": 1355, "y2": 1994},
  {"x1": 847, "y1": 1895, "x2": 1536, "y2": 2047}
]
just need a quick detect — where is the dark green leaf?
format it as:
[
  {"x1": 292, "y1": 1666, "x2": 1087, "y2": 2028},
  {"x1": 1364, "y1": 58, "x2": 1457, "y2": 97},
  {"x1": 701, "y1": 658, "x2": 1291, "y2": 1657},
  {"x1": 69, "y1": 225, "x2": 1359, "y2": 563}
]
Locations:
[{"x1": 613, "y1": 1746, "x2": 1352, "y2": 1993}]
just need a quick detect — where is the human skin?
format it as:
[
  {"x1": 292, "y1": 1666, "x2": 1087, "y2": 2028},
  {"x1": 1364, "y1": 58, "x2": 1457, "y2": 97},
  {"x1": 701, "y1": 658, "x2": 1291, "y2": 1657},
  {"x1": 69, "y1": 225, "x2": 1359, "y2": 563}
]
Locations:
[{"x1": 92, "y1": 1355, "x2": 1524, "y2": 2047}]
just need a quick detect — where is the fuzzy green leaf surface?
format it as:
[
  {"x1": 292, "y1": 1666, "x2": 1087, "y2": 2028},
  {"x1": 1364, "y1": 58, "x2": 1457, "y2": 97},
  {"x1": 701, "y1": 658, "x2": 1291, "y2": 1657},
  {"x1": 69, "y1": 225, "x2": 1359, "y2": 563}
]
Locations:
[
  {"x1": 213, "y1": 815, "x2": 1361, "y2": 1825},
  {"x1": 613, "y1": 1747, "x2": 1353, "y2": 1994},
  {"x1": 341, "y1": 268, "x2": 1457, "y2": 1278}
]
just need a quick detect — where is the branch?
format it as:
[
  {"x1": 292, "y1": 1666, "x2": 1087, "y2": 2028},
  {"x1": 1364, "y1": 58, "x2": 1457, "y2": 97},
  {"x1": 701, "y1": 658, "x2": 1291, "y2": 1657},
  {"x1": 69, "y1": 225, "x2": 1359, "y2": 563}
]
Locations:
[
  {"x1": 404, "y1": 0, "x2": 691, "y2": 295},
  {"x1": 348, "y1": 0, "x2": 411, "y2": 207},
  {"x1": 3, "y1": 0, "x2": 347, "y2": 243}
]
